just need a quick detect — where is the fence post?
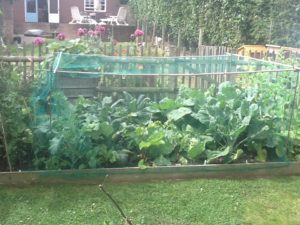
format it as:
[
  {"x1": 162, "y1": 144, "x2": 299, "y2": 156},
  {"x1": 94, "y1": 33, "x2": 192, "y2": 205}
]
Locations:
[
  {"x1": 111, "y1": 24, "x2": 115, "y2": 43},
  {"x1": 177, "y1": 30, "x2": 181, "y2": 55},
  {"x1": 147, "y1": 46, "x2": 151, "y2": 56},
  {"x1": 151, "y1": 21, "x2": 156, "y2": 45},
  {"x1": 31, "y1": 44, "x2": 35, "y2": 79},
  {"x1": 111, "y1": 42, "x2": 114, "y2": 56},
  {"x1": 22, "y1": 42, "x2": 27, "y2": 82},
  {"x1": 126, "y1": 44, "x2": 130, "y2": 57},
  {"x1": 103, "y1": 43, "x2": 107, "y2": 55},
  {"x1": 161, "y1": 24, "x2": 165, "y2": 51},
  {"x1": 38, "y1": 45, "x2": 42, "y2": 77},
  {"x1": 144, "y1": 20, "x2": 148, "y2": 47},
  {"x1": 198, "y1": 27, "x2": 203, "y2": 55}
]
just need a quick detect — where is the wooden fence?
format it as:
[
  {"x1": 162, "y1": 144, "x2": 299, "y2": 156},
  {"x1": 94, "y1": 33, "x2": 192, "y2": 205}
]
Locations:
[
  {"x1": 0, "y1": 43, "x2": 46, "y2": 81},
  {"x1": 0, "y1": 42, "x2": 238, "y2": 100},
  {"x1": 0, "y1": 42, "x2": 235, "y2": 82}
]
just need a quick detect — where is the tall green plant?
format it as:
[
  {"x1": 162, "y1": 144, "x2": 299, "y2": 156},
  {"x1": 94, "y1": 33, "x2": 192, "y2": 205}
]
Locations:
[
  {"x1": 129, "y1": 0, "x2": 300, "y2": 47},
  {"x1": 0, "y1": 63, "x2": 34, "y2": 171}
]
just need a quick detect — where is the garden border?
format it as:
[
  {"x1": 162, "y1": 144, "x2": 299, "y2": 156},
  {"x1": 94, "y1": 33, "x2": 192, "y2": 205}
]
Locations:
[{"x1": 0, "y1": 162, "x2": 300, "y2": 185}]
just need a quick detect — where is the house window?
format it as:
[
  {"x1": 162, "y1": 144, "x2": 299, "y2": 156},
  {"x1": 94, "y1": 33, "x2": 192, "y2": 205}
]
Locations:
[
  {"x1": 26, "y1": 0, "x2": 36, "y2": 13},
  {"x1": 84, "y1": 0, "x2": 106, "y2": 12}
]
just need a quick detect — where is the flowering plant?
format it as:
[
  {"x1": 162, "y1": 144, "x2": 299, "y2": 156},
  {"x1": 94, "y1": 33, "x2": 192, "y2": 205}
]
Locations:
[
  {"x1": 88, "y1": 30, "x2": 94, "y2": 37},
  {"x1": 33, "y1": 37, "x2": 45, "y2": 46},
  {"x1": 134, "y1": 29, "x2": 144, "y2": 37},
  {"x1": 95, "y1": 25, "x2": 106, "y2": 34},
  {"x1": 56, "y1": 33, "x2": 66, "y2": 41},
  {"x1": 77, "y1": 28, "x2": 86, "y2": 37}
]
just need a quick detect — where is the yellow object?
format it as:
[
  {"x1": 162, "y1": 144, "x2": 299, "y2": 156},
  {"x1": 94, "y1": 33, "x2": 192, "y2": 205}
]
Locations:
[
  {"x1": 237, "y1": 44, "x2": 300, "y2": 58},
  {"x1": 237, "y1": 45, "x2": 267, "y2": 58}
]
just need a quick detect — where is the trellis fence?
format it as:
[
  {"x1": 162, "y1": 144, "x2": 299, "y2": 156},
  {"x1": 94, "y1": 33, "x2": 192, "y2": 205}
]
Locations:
[{"x1": 0, "y1": 43, "x2": 236, "y2": 83}]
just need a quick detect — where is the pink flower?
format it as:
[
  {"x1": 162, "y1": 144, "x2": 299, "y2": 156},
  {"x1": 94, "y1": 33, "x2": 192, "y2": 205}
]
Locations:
[
  {"x1": 95, "y1": 25, "x2": 106, "y2": 33},
  {"x1": 88, "y1": 30, "x2": 94, "y2": 37},
  {"x1": 134, "y1": 29, "x2": 144, "y2": 37},
  {"x1": 77, "y1": 28, "x2": 85, "y2": 37},
  {"x1": 93, "y1": 31, "x2": 99, "y2": 36},
  {"x1": 33, "y1": 37, "x2": 45, "y2": 46},
  {"x1": 56, "y1": 32, "x2": 66, "y2": 41}
]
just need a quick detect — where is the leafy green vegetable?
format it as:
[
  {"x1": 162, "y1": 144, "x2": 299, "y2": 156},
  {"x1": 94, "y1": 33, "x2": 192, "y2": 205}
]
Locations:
[{"x1": 167, "y1": 107, "x2": 192, "y2": 121}]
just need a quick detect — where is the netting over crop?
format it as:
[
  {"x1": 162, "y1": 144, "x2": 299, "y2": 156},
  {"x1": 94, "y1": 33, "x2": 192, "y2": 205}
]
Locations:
[
  {"x1": 52, "y1": 52, "x2": 293, "y2": 77},
  {"x1": 30, "y1": 52, "x2": 299, "y2": 170}
]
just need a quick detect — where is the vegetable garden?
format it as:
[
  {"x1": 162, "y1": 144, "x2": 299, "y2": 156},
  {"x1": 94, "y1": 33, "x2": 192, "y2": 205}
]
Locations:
[{"x1": 1, "y1": 45, "x2": 300, "y2": 173}]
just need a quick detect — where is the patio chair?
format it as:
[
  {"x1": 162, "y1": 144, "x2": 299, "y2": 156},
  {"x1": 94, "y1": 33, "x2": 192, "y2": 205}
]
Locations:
[
  {"x1": 101, "y1": 7, "x2": 128, "y2": 25},
  {"x1": 69, "y1": 6, "x2": 97, "y2": 24},
  {"x1": 0, "y1": 37, "x2": 7, "y2": 48}
]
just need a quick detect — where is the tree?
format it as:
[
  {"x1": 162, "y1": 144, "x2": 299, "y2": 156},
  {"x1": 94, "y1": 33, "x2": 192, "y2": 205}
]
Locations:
[
  {"x1": 0, "y1": 1, "x2": 3, "y2": 38},
  {"x1": 129, "y1": 0, "x2": 300, "y2": 47}
]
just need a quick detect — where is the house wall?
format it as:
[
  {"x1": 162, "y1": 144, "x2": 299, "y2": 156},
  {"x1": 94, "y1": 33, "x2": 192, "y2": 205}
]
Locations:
[
  {"x1": 13, "y1": 0, "x2": 125, "y2": 35},
  {"x1": 1, "y1": 0, "x2": 14, "y2": 42},
  {"x1": 13, "y1": 0, "x2": 25, "y2": 34}
]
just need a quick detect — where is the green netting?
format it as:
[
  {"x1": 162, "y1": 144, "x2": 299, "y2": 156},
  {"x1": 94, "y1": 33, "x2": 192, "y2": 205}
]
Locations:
[
  {"x1": 51, "y1": 52, "x2": 293, "y2": 79},
  {"x1": 30, "y1": 52, "x2": 299, "y2": 170}
]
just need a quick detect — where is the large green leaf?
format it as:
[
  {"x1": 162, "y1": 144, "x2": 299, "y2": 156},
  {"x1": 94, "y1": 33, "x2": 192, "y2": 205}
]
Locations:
[
  {"x1": 154, "y1": 155, "x2": 172, "y2": 166},
  {"x1": 188, "y1": 142, "x2": 206, "y2": 159},
  {"x1": 88, "y1": 157, "x2": 97, "y2": 168},
  {"x1": 158, "y1": 98, "x2": 181, "y2": 110},
  {"x1": 206, "y1": 146, "x2": 231, "y2": 162},
  {"x1": 181, "y1": 98, "x2": 195, "y2": 107},
  {"x1": 49, "y1": 137, "x2": 62, "y2": 155},
  {"x1": 191, "y1": 110, "x2": 210, "y2": 124},
  {"x1": 99, "y1": 122, "x2": 114, "y2": 137},
  {"x1": 159, "y1": 142, "x2": 174, "y2": 155},
  {"x1": 102, "y1": 96, "x2": 112, "y2": 106},
  {"x1": 230, "y1": 116, "x2": 251, "y2": 139},
  {"x1": 232, "y1": 149, "x2": 244, "y2": 161},
  {"x1": 188, "y1": 136, "x2": 213, "y2": 159},
  {"x1": 256, "y1": 149, "x2": 267, "y2": 162},
  {"x1": 218, "y1": 82, "x2": 238, "y2": 100},
  {"x1": 167, "y1": 107, "x2": 192, "y2": 121},
  {"x1": 138, "y1": 159, "x2": 147, "y2": 169},
  {"x1": 139, "y1": 131, "x2": 165, "y2": 150}
]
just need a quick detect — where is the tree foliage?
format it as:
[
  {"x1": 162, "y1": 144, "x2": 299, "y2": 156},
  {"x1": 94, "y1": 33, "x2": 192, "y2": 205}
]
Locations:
[
  {"x1": 129, "y1": 0, "x2": 300, "y2": 47},
  {"x1": 0, "y1": 63, "x2": 34, "y2": 171}
]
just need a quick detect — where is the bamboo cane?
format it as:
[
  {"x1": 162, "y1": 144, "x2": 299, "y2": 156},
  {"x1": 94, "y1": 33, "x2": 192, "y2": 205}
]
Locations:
[{"x1": 0, "y1": 113, "x2": 12, "y2": 172}]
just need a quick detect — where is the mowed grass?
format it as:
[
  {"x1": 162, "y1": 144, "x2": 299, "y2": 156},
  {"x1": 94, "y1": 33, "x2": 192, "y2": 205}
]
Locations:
[{"x1": 0, "y1": 177, "x2": 300, "y2": 225}]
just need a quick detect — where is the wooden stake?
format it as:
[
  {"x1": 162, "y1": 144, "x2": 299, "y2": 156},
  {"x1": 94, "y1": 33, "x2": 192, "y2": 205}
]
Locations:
[
  {"x1": 198, "y1": 28, "x2": 203, "y2": 48},
  {"x1": 161, "y1": 25, "x2": 165, "y2": 50},
  {"x1": 177, "y1": 30, "x2": 181, "y2": 48},
  {"x1": 144, "y1": 20, "x2": 148, "y2": 47},
  {"x1": 0, "y1": 113, "x2": 12, "y2": 172},
  {"x1": 151, "y1": 21, "x2": 156, "y2": 45}
]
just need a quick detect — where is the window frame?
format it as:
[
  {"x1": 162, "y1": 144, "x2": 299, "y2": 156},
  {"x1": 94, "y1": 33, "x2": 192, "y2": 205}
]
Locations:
[{"x1": 84, "y1": 0, "x2": 107, "y2": 12}]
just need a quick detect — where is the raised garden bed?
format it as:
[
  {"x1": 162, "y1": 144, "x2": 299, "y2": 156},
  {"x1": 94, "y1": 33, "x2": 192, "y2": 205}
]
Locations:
[{"x1": 1, "y1": 162, "x2": 299, "y2": 185}]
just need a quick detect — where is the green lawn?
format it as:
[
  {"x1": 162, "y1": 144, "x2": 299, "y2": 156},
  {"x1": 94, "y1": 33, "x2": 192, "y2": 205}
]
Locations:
[{"x1": 0, "y1": 177, "x2": 300, "y2": 225}]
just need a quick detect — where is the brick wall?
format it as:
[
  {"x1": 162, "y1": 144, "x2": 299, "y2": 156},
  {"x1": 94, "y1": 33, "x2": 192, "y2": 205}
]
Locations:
[
  {"x1": 1, "y1": 0, "x2": 14, "y2": 43},
  {"x1": 13, "y1": 0, "x2": 126, "y2": 35}
]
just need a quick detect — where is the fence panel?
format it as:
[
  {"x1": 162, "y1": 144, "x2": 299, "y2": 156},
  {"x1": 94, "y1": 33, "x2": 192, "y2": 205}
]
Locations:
[{"x1": 1, "y1": 43, "x2": 241, "y2": 100}]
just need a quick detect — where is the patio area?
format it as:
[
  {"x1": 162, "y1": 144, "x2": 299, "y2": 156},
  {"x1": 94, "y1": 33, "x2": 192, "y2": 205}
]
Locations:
[{"x1": 14, "y1": 23, "x2": 135, "y2": 44}]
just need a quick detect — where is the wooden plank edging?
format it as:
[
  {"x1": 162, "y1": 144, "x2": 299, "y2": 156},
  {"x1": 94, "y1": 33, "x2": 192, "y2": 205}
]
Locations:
[{"x1": 0, "y1": 162, "x2": 299, "y2": 185}]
